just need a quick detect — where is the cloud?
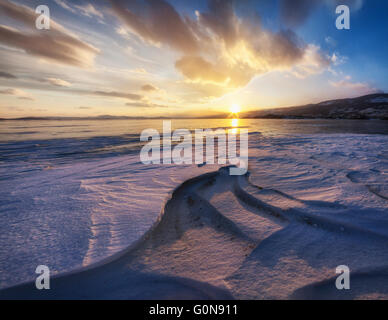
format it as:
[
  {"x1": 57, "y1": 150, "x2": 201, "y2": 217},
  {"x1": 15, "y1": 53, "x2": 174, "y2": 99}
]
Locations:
[
  {"x1": 197, "y1": 0, "x2": 238, "y2": 47},
  {"x1": 110, "y1": 0, "x2": 329, "y2": 97},
  {"x1": 0, "y1": 71, "x2": 17, "y2": 79},
  {"x1": 330, "y1": 52, "x2": 347, "y2": 66},
  {"x1": 130, "y1": 67, "x2": 149, "y2": 74},
  {"x1": 0, "y1": 87, "x2": 34, "y2": 100},
  {"x1": 0, "y1": 1, "x2": 99, "y2": 67},
  {"x1": 109, "y1": 0, "x2": 198, "y2": 53},
  {"x1": 290, "y1": 44, "x2": 331, "y2": 78},
  {"x1": 325, "y1": 36, "x2": 337, "y2": 47},
  {"x1": 54, "y1": 0, "x2": 76, "y2": 13},
  {"x1": 55, "y1": 1, "x2": 104, "y2": 20},
  {"x1": 0, "y1": 88, "x2": 20, "y2": 94},
  {"x1": 74, "y1": 3, "x2": 104, "y2": 19},
  {"x1": 141, "y1": 84, "x2": 159, "y2": 92},
  {"x1": 46, "y1": 78, "x2": 72, "y2": 87},
  {"x1": 329, "y1": 78, "x2": 379, "y2": 95},
  {"x1": 3, "y1": 105, "x2": 23, "y2": 111},
  {"x1": 179, "y1": 6, "x2": 308, "y2": 88},
  {"x1": 18, "y1": 96, "x2": 34, "y2": 101},
  {"x1": 125, "y1": 101, "x2": 168, "y2": 108},
  {"x1": 92, "y1": 90, "x2": 143, "y2": 101},
  {"x1": 175, "y1": 56, "x2": 230, "y2": 85}
]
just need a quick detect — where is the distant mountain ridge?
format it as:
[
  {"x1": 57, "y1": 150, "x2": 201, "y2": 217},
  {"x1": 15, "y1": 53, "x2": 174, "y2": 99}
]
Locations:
[
  {"x1": 1, "y1": 93, "x2": 387, "y2": 120},
  {"x1": 0, "y1": 114, "x2": 228, "y2": 121},
  {"x1": 243, "y1": 93, "x2": 388, "y2": 120}
]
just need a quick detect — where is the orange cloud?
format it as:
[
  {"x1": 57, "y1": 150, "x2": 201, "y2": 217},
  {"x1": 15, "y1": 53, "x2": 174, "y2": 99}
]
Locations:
[
  {"x1": 141, "y1": 84, "x2": 159, "y2": 92},
  {"x1": 175, "y1": 56, "x2": 229, "y2": 85},
  {"x1": 46, "y1": 78, "x2": 72, "y2": 87},
  {"x1": 110, "y1": 0, "x2": 330, "y2": 97}
]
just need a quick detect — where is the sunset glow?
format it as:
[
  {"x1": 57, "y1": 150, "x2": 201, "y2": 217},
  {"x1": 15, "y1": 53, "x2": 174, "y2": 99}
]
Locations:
[
  {"x1": 230, "y1": 104, "x2": 241, "y2": 115},
  {"x1": 0, "y1": 0, "x2": 386, "y2": 119},
  {"x1": 1, "y1": 0, "x2": 388, "y2": 302}
]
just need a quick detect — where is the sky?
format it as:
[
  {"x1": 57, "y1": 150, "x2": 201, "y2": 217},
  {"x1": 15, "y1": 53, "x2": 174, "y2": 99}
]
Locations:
[{"x1": 0, "y1": 0, "x2": 387, "y2": 118}]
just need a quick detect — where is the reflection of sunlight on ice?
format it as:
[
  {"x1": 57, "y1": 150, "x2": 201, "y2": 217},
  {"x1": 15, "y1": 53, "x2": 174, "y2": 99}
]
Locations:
[{"x1": 231, "y1": 118, "x2": 238, "y2": 134}]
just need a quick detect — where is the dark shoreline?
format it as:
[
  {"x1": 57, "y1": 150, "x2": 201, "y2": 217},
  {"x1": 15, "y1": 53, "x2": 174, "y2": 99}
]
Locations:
[{"x1": 1, "y1": 117, "x2": 387, "y2": 121}]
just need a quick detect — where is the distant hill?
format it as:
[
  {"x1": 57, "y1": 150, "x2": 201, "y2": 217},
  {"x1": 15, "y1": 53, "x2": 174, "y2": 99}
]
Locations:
[
  {"x1": 1, "y1": 94, "x2": 387, "y2": 120},
  {"x1": 243, "y1": 93, "x2": 388, "y2": 120},
  {"x1": 0, "y1": 114, "x2": 229, "y2": 121}
]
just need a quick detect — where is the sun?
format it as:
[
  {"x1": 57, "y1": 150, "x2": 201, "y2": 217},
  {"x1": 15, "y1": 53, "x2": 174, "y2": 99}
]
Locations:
[{"x1": 230, "y1": 103, "x2": 241, "y2": 114}]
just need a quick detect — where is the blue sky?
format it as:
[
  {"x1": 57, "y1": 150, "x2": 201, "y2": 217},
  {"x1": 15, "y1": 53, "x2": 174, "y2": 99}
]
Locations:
[
  {"x1": 0, "y1": 0, "x2": 386, "y2": 117},
  {"x1": 294, "y1": 0, "x2": 388, "y2": 91}
]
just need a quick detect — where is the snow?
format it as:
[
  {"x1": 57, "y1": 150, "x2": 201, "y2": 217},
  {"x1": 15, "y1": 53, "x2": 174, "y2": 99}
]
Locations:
[
  {"x1": 1, "y1": 128, "x2": 388, "y2": 299},
  {"x1": 319, "y1": 101, "x2": 335, "y2": 106},
  {"x1": 0, "y1": 153, "x2": 220, "y2": 289},
  {"x1": 370, "y1": 97, "x2": 388, "y2": 103}
]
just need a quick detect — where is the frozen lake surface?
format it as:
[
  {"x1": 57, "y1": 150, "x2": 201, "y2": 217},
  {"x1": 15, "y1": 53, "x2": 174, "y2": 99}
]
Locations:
[{"x1": 0, "y1": 119, "x2": 387, "y2": 298}]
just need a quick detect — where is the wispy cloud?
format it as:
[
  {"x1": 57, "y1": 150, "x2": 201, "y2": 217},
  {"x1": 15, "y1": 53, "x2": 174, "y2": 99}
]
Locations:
[
  {"x1": 0, "y1": 1, "x2": 99, "y2": 67},
  {"x1": 125, "y1": 101, "x2": 168, "y2": 108},
  {"x1": 46, "y1": 78, "x2": 72, "y2": 87},
  {"x1": 141, "y1": 84, "x2": 159, "y2": 92},
  {"x1": 92, "y1": 90, "x2": 143, "y2": 101},
  {"x1": 75, "y1": 3, "x2": 104, "y2": 19},
  {"x1": 0, "y1": 71, "x2": 17, "y2": 79},
  {"x1": 329, "y1": 77, "x2": 379, "y2": 95},
  {"x1": 325, "y1": 36, "x2": 337, "y2": 47},
  {"x1": 0, "y1": 87, "x2": 34, "y2": 100},
  {"x1": 54, "y1": 0, "x2": 76, "y2": 14},
  {"x1": 55, "y1": 0, "x2": 104, "y2": 20}
]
